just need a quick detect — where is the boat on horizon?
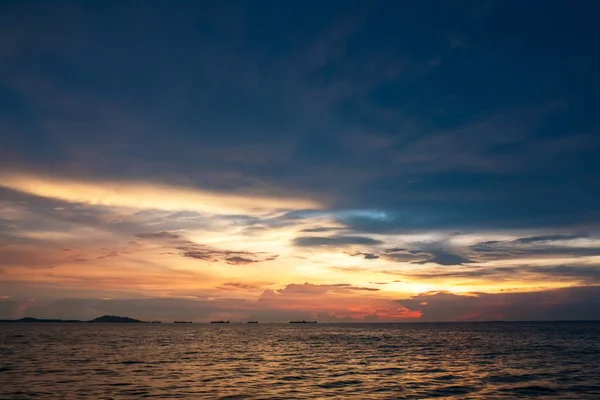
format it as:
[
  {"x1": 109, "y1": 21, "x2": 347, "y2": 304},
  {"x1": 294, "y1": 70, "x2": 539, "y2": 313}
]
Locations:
[
  {"x1": 289, "y1": 320, "x2": 317, "y2": 324},
  {"x1": 210, "y1": 320, "x2": 230, "y2": 324},
  {"x1": 247, "y1": 321, "x2": 258, "y2": 323},
  {"x1": 174, "y1": 321, "x2": 192, "y2": 323}
]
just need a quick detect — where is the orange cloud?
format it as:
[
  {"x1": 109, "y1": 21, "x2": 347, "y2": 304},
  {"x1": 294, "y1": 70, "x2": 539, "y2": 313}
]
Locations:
[{"x1": 256, "y1": 283, "x2": 420, "y2": 321}]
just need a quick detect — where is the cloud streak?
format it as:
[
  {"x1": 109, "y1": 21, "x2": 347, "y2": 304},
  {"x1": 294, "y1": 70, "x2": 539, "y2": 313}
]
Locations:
[
  {"x1": 0, "y1": 172, "x2": 322, "y2": 215},
  {"x1": 134, "y1": 230, "x2": 279, "y2": 266},
  {"x1": 293, "y1": 235, "x2": 383, "y2": 247}
]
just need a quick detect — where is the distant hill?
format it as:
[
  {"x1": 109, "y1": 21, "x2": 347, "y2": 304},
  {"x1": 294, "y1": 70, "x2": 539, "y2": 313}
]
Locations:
[
  {"x1": 0, "y1": 315, "x2": 143, "y2": 323},
  {"x1": 90, "y1": 315, "x2": 142, "y2": 323}
]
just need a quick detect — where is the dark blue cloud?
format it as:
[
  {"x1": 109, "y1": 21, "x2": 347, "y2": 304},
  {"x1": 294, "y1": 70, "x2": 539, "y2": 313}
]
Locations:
[
  {"x1": 293, "y1": 236, "x2": 383, "y2": 247},
  {"x1": 470, "y1": 235, "x2": 600, "y2": 261},
  {"x1": 381, "y1": 245, "x2": 470, "y2": 266},
  {"x1": 346, "y1": 251, "x2": 380, "y2": 260},
  {"x1": 512, "y1": 235, "x2": 586, "y2": 244},
  {"x1": 1, "y1": 0, "x2": 599, "y2": 235},
  {"x1": 412, "y1": 248, "x2": 471, "y2": 266}
]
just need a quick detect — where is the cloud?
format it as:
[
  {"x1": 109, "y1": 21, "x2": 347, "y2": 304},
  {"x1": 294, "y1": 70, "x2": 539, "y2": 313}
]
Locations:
[
  {"x1": 520, "y1": 265, "x2": 600, "y2": 282},
  {"x1": 412, "y1": 248, "x2": 471, "y2": 266},
  {"x1": 382, "y1": 252, "x2": 423, "y2": 263},
  {"x1": 381, "y1": 244, "x2": 470, "y2": 266},
  {"x1": 512, "y1": 234, "x2": 585, "y2": 244},
  {"x1": 179, "y1": 250, "x2": 215, "y2": 262},
  {"x1": 254, "y1": 283, "x2": 416, "y2": 322},
  {"x1": 363, "y1": 253, "x2": 379, "y2": 260},
  {"x1": 300, "y1": 227, "x2": 344, "y2": 233},
  {"x1": 348, "y1": 286, "x2": 380, "y2": 291},
  {"x1": 269, "y1": 282, "x2": 382, "y2": 296},
  {"x1": 135, "y1": 231, "x2": 183, "y2": 240},
  {"x1": 470, "y1": 234, "x2": 600, "y2": 261},
  {"x1": 293, "y1": 235, "x2": 383, "y2": 247},
  {"x1": 330, "y1": 266, "x2": 368, "y2": 273},
  {"x1": 385, "y1": 247, "x2": 406, "y2": 253},
  {"x1": 133, "y1": 230, "x2": 279, "y2": 266},
  {"x1": 346, "y1": 251, "x2": 380, "y2": 260},
  {"x1": 0, "y1": 246, "x2": 65, "y2": 269},
  {"x1": 0, "y1": 172, "x2": 322, "y2": 215},
  {"x1": 180, "y1": 248, "x2": 277, "y2": 265},
  {"x1": 389, "y1": 263, "x2": 600, "y2": 285},
  {"x1": 219, "y1": 282, "x2": 263, "y2": 291},
  {"x1": 401, "y1": 286, "x2": 600, "y2": 322},
  {"x1": 96, "y1": 251, "x2": 125, "y2": 260},
  {"x1": 224, "y1": 256, "x2": 260, "y2": 265}
]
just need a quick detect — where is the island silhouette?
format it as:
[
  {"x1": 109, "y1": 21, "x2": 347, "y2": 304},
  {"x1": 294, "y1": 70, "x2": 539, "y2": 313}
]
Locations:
[
  {"x1": 0, "y1": 315, "x2": 143, "y2": 323},
  {"x1": 0, "y1": 316, "x2": 321, "y2": 324}
]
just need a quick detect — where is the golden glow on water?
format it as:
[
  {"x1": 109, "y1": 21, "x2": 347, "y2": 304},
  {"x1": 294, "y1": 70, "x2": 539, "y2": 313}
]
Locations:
[{"x1": 2, "y1": 323, "x2": 599, "y2": 398}]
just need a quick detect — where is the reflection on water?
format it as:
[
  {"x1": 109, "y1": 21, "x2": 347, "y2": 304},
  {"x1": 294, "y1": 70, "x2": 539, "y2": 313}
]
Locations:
[{"x1": 1, "y1": 322, "x2": 599, "y2": 399}]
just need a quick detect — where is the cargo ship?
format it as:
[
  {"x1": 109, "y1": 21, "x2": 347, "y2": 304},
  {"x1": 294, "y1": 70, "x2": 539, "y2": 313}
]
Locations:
[{"x1": 289, "y1": 320, "x2": 317, "y2": 323}]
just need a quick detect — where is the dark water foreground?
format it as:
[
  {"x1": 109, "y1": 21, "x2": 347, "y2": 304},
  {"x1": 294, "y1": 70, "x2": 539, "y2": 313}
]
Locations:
[{"x1": 1, "y1": 322, "x2": 599, "y2": 399}]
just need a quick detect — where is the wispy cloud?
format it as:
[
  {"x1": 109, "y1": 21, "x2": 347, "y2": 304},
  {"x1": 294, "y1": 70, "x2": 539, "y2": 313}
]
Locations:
[
  {"x1": 135, "y1": 231, "x2": 184, "y2": 240},
  {"x1": 470, "y1": 234, "x2": 600, "y2": 261},
  {"x1": 346, "y1": 251, "x2": 380, "y2": 260},
  {"x1": 0, "y1": 172, "x2": 322, "y2": 215},
  {"x1": 293, "y1": 235, "x2": 383, "y2": 247},
  {"x1": 134, "y1": 231, "x2": 279, "y2": 266}
]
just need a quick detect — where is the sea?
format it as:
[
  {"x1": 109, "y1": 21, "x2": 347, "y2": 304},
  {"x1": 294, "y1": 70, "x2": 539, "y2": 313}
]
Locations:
[{"x1": 1, "y1": 322, "x2": 599, "y2": 399}]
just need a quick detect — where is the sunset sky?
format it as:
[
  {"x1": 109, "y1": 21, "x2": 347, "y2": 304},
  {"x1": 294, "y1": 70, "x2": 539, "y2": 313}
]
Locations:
[{"x1": 1, "y1": 1, "x2": 599, "y2": 322}]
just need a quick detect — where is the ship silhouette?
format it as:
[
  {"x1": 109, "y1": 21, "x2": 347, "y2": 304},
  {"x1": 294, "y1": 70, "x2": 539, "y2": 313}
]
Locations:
[
  {"x1": 289, "y1": 320, "x2": 317, "y2": 323},
  {"x1": 210, "y1": 320, "x2": 229, "y2": 323}
]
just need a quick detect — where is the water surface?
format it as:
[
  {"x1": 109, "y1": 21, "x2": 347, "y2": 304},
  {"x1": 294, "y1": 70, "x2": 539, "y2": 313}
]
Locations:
[{"x1": 1, "y1": 322, "x2": 599, "y2": 399}]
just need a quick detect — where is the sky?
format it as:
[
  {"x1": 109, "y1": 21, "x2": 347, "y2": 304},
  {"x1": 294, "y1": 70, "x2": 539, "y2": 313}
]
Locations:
[{"x1": 1, "y1": 1, "x2": 600, "y2": 322}]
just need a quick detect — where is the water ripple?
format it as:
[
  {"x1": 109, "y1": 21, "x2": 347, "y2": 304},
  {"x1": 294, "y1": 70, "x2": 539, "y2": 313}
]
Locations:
[{"x1": 1, "y1": 322, "x2": 600, "y2": 399}]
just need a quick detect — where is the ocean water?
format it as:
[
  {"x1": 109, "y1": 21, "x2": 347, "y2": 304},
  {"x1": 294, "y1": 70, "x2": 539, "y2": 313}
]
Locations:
[{"x1": 1, "y1": 322, "x2": 599, "y2": 399}]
